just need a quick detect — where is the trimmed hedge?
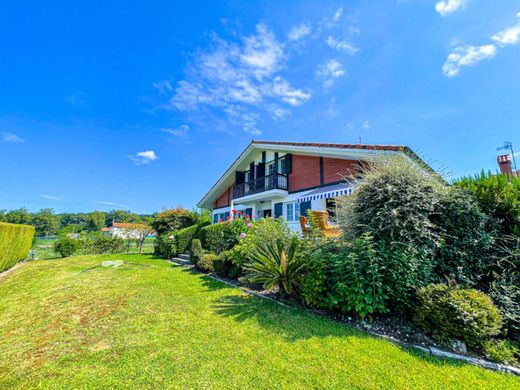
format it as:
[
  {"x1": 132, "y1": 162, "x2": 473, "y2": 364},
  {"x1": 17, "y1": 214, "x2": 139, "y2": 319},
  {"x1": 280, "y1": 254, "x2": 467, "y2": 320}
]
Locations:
[
  {"x1": 175, "y1": 221, "x2": 210, "y2": 255},
  {"x1": 0, "y1": 222, "x2": 35, "y2": 272}
]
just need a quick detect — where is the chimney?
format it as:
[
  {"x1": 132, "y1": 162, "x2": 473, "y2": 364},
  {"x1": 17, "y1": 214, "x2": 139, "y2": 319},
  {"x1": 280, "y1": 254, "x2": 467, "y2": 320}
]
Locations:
[{"x1": 497, "y1": 154, "x2": 513, "y2": 175}]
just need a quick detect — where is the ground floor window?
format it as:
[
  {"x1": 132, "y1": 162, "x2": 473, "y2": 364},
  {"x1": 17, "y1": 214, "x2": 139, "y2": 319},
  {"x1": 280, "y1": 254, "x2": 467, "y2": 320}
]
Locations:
[
  {"x1": 286, "y1": 202, "x2": 300, "y2": 222},
  {"x1": 326, "y1": 198, "x2": 337, "y2": 221}
]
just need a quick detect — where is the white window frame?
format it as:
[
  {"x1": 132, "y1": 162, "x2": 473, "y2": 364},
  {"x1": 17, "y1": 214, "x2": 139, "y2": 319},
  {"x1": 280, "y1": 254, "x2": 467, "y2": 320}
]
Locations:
[{"x1": 286, "y1": 202, "x2": 300, "y2": 222}]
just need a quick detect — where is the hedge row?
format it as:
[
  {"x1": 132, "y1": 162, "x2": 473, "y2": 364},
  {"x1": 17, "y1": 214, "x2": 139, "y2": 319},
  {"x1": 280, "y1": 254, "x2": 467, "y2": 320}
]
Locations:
[
  {"x1": 176, "y1": 222, "x2": 209, "y2": 254},
  {"x1": 0, "y1": 222, "x2": 35, "y2": 272}
]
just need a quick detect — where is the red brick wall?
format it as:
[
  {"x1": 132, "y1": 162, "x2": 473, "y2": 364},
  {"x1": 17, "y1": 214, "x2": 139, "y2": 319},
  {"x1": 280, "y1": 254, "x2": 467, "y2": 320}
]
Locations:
[
  {"x1": 214, "y1": 185, "x2": 232, "y2": 208},
  {"x1": 323, "y1": 158, "x2": 358, "y2": 184},
  {"x1": 288, "y1": 155, "x2": 321, "y2": 191}
]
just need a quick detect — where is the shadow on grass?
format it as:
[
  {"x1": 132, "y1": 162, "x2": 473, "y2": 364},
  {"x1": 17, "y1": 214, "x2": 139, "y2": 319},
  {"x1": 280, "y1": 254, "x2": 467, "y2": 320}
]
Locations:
[{"x1": 211, "y1": 294, "x2": 483, "y2": 370}]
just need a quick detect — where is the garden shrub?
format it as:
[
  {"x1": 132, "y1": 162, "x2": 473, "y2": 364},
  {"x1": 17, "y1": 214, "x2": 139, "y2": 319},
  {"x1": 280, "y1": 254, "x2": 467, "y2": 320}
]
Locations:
[
  {"x1": 379, "y1": 241, "x2": 434, "y2": 313},
  {"x1": 81, "y1": 235, "x2": 125, "y2": 254},
  {"x1": 175, "y1": 222, "x2": 210, "y2": 255},
  {"x1": 414, "y1": 284, "x2": 502, "y2": 348},
  {"x1": 0, "y1": 222, "x2": 35, "y2": 271},
  {"x1": 53, "y1": 236, "x2": 81, "y2": 257},
  {"x1": 190, "y1": 239, "x2": 204, "y2": 267},
  {"x1": 213, "y1": 251, "x2": 234, "y2": 277},
  {"x1": 433, "y1": 187, "x2": 495, "y2": 284},
  {"x1": 338, "y1": 155, "x2": 446, "y2": 254},
  {"x1": 200, "y1": 219, "x2": 248, "y2": 254},
  {"x1": 151, "y1": 207, "x2": 197, "y2": 235},
  {"x1": 455, "y1": 171, "x2": 520, "y2": 236},
  {"x1": 482, "y1": 339, "x2": 518, "y2": 365},
  {"x1": 327, "y1": 234, "x2": 388, "y2": 319},
  {"x1": 242, "y1": 235, "x2": 304, "y2": 295},
  {"x1": 198, "y1": 253, "x2": 217, "y2": 272},
  {"x1": 299, "y1": 238, "x2": 336, "y2": 307},
  {"x1": 154, "y1": 233, "x2": 176, "y2": 258}
]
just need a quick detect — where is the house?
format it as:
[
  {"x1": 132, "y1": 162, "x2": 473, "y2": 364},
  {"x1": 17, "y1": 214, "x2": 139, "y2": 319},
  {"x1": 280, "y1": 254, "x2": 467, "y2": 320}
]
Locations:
[
  {"x1": 101, "y1": 223, "x2": 154, "y2": 239},
  {"x1": 197, "y1": 140, "x2": 431, "y2": 231}
]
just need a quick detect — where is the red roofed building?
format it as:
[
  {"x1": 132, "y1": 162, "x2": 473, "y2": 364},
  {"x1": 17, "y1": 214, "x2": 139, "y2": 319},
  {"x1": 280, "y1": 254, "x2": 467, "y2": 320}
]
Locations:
[
  {"x1": 102, "y1": 223, "x2": 155, "y2": 239},
  {"x1": 197, "y1": 140, "x2": 433, "y2": 231}
]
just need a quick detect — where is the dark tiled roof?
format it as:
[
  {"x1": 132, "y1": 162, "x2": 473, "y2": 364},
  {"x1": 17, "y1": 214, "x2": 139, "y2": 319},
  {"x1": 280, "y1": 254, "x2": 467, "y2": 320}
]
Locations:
[{"x1": 252, "y1": 140, "x2": 408, "y2": 152}]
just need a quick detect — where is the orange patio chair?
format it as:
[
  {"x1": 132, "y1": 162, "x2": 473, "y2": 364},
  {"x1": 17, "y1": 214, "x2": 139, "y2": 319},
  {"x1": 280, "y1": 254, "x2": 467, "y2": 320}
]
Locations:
[{"x1": 311, "y1": 210, "x2": 342, "y2": 238}]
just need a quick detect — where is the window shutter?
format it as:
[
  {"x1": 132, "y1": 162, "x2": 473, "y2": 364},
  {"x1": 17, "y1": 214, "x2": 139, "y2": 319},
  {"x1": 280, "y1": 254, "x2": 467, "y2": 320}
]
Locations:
[
  {"x1": 274, "y1": 203, "x2": 283, "y2": 218},
  {"x1": 300, "y1": 201, "x2": 311, "y2": 217},
  {"x1": 235, "y1": 171, "x2": 245, "y2": 184},
  {"x1": 245, "y1": 208, "x2": 253, "y2": 219},
  {"x1": 213, "y1": 214, "x2": 219, "y2": 224},
  {"x1": 284, "y1": 154, "x2": 292, "y2": 174}
]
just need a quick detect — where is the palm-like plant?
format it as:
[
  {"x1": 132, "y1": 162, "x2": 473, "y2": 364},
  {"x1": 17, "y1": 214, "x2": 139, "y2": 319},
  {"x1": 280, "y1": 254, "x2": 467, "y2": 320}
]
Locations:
[{"x1": 242, "y1": 234, "x2": 304, "y2": 295}]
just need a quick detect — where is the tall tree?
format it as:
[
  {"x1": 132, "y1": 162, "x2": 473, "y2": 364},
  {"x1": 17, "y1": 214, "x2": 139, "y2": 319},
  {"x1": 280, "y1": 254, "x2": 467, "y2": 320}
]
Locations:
[
  {"x1": 87, "y1": 211, "x2": 106, "y2": 231},
  {"x1": 32, "y1": 208, "x2": 60, "y2": 236}
]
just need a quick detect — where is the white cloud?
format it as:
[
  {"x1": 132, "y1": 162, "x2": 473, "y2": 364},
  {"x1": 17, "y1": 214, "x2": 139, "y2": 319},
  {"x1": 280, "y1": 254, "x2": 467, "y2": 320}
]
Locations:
[
  {"x1": 333, "y1": 7, "x2": 343, "y2": 23},
  {"x1": 161, "y1": 124, "x2": 189, "y2": 137},
  {"x1": 492, "y1": 13, "x2": 520, "y2": 46},
  {"x1": 435, "y1": 0, "x2": 470, "y2": 17},
  {"x1": 362, "y1": 120, "x2": 370, "y2": 130},
  {"x1": 272, "y1": 76, "x2": 312, "y2": 105},
  {"x1": 288, "y1": 24, "x2": 311, "y2": 41},
  {"x1": 317, "y1": 59, "x2": 346, "y2": 87},
  {"x1": 92, "y1": 200, "x2": 129, "y2": 208},
  {"x1": 1, "y1": 132, "x2": 24, "y2": 143},
  {"x1": 162, "y1": 23, "x2": 312, "y2": 135},
  {"x1": 39, "y1": 194, "x2": 64, "y2": 201},
  {"x1": 128, "y1": 150, "x2": 159, "y2": 165},
  {"x1": 326, "y1": 36, "x2": 359, "y2": 55},
  {"x1": 442, "y1": 44, "x2": 497, "y2": 77},
  {"x1": 240, "y1": 23, "x2": 284, "y2": 79}
]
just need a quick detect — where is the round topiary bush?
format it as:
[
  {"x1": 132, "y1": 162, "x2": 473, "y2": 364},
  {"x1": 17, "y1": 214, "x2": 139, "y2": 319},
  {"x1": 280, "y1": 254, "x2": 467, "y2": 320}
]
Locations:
[
  {"x1": 414, "y1": 283, "x2": 502, "y2": 348},
  {"x1": 54, "y1": 236, "x2": 81, "y2": 258}
]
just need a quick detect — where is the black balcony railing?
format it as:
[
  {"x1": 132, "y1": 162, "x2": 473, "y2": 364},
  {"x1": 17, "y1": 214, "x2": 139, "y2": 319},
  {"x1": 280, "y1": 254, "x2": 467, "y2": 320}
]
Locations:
[{"x1": 233, "y1": 173, "x2": 288, "y2": 199}]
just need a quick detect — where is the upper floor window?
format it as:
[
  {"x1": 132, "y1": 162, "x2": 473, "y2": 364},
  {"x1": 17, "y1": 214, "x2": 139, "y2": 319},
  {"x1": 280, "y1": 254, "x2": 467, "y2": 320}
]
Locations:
[{"x1": 286, "y1": 202, "x2": 300, "y2": 222}]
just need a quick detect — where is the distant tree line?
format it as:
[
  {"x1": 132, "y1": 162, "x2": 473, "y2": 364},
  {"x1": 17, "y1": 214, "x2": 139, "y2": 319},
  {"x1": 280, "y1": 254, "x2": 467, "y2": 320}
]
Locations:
[{"x1": 0, "y1": 208, "x2": 155, "y2": 237}]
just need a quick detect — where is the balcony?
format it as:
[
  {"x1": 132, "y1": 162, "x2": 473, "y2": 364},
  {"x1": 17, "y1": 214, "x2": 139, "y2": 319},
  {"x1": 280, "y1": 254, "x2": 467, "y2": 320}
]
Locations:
[{"x1": 233, "y1": 173, "x2": 288, "y2": 199}]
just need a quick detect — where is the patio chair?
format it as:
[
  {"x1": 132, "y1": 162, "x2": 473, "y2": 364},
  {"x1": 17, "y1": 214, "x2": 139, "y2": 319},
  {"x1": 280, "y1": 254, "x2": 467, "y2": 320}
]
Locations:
[
  {"x1": 299, "y1": 216, "x2": 310, "y2": 233},
  {"x1": 310, "y1": 210, "x2": 341, "y2": 238}
]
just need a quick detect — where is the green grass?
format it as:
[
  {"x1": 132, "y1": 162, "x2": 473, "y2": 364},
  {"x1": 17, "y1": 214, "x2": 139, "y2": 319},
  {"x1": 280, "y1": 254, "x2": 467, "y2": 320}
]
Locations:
[{"x1": 0, "y1": 254, "x2": 518, "y2": 389}]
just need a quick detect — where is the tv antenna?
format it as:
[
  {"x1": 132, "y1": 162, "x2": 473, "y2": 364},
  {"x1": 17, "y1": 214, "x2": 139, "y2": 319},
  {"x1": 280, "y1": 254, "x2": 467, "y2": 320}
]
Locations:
[{"x1": 497, "y1": 141, "x2": 518, "y2": 171}]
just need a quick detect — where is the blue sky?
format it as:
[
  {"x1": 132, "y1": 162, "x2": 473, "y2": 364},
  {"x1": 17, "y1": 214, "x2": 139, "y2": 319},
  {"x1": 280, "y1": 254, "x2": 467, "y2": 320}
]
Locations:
[{"x1": 1, "y1": 0, "x2": 519, "y2": 213}]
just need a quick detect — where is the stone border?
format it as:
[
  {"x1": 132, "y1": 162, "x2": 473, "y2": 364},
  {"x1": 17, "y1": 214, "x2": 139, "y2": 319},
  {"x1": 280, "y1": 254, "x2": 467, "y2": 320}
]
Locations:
[
  {"x1": 168, "y1": 260, "x2": 520, "y2": 377},
  {"x1": 0, "y1": 261, "x2": 27, "y2": 281}
]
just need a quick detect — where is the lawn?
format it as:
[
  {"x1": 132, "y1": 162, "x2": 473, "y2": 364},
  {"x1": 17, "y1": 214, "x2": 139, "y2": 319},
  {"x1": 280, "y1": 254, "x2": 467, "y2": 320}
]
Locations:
[{"x1": 0, "y1": 254, "x2": 518, "y2": 389}]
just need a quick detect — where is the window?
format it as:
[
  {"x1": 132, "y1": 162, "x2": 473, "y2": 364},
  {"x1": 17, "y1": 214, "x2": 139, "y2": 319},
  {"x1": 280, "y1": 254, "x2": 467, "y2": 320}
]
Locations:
[
  {"x1": 286, "y1": 202, "x2": 300, "y2": 222},
  {"x1": 326, "y1": 198, "x2": 337, "y2": 221}
]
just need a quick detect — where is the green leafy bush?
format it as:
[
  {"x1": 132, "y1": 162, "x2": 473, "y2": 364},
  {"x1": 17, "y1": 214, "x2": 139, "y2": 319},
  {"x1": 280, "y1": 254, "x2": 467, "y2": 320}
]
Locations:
[
  {"x1": 200, "y1": 219, "x2": 248, "y2": 254},
  {"x1": 433, "y1": 187, "x2": 494, "y2": 283},
  {"x1": 455, "y1": 171, "x2": 520, "y2": 235},
  {"x1": 81, "y1": 235, "x2": 125, "y2": 255},
  {"x1": 379, "y1": 242, "x2": 434, "y2": 313},
  {"x1": 154, "y1": 233, "x2": 176, "y2": 258},
  {"x1": 328, "y1": 234, "x2": 388, "y2": 319},
  {"x1": 190, "y1": 239, "x2": 204, "y2": 267},
  {"x1": 299, "y1": 238, "x2": 335, "y2": 307},
  {"x1": 176, "y1": 222, "x2": 210, "y2": 255},
  {"x1": 482, "y1": 339, "x2": 518, "y2": 365},
  {"x1": 151, "y1": 207, "x2": 197, "y2": 235},
  {"x1": 53, "y1": 236, "x2": 81, "y2": 257},
  {"x1": 338, "y1": 155, "x2": 446, "y2": 254},
  {"x1": 415, "y1": 284, "x2": 502, "y2": 347},
  {"x1": 213, "y1": 251, "x2": 234, "y2": 277},
  {"x1": 242, "y1": 235, "x2": 304, "y2": 295},
  {"x1": 198, "y1": 253, "x2": 217, "y2": 272},
  {"x1": 0, "y1": 222, "x2": 35, "y2": 271}
]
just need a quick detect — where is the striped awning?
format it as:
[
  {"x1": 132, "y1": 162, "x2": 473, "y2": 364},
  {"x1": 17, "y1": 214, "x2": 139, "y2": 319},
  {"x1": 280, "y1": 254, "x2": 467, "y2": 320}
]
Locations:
[{"x1": 298, "y1": 183, "x2": 353, "y2": 203}]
